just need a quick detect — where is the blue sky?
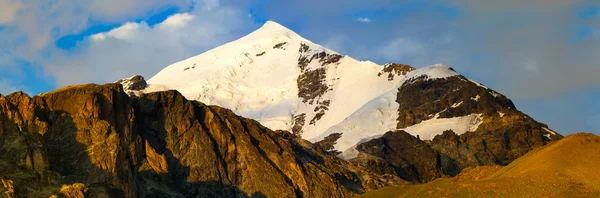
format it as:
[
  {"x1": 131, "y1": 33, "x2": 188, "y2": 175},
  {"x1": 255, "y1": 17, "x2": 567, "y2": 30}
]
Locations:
[{"x1": 0, "y1": 0, "x2": 598, "y2": 135}]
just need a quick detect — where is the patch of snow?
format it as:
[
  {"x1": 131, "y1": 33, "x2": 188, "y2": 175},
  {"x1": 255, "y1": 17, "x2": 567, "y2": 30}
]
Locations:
[
  {"x1": 471, "y1": 95, "x2": 480, "y2": 101},
  {"x1": 498, "y1": 112, "x2": 505, "y2": 117},
  {"x1": 542, "y1": 127, "x2": 557, "y2": 135},
  {"x1": 404, "y1": 64, "x2": 458, "y2": 81},
  {"x1": 543, "y1": 134, "x2": 552, "y2": 140},
  {"x1": 490, "y1": 91, "x2": 500, "y2": 98},
  {"x1": 468, "y1": 79, "x2": 488, "y2": 89},
  {"x1": 311, "y1": 90, "x2": 400, "y2": 156},
  {"x1": 334, "y1": 112, "x2": 484, "y2": 160},
  {"x1": 338, "y1": 134, "x2": 384, "y2": 160},
  {"x1": 451, "y1": 101, "x2": 463, "y2": 108},
  {"x1": 401, "y1": 113, "x2": 484, "y2": 141}
]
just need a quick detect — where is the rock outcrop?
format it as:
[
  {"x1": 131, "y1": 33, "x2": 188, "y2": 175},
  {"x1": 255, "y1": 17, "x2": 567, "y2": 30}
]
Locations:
[
  {"x1": 115, "y1": 75, "x2": 147, "y2": 96},
  {"x1": 0, "y1": 83, "x2": 394, "y2": 197},
  {"x1": 353, "y1": 131, "x2": 441, "y2": 183}
]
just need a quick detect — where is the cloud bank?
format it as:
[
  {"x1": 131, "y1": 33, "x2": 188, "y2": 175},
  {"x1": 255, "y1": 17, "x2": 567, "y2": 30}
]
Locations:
[{"x1": 47, "y1": 2, "x2": 254, "y2": 86}]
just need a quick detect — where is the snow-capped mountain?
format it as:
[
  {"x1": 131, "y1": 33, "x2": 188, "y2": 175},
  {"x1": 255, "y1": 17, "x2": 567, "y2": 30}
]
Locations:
[{"x1": 128, "y1": 21, "x2": 559, "y2": 159}]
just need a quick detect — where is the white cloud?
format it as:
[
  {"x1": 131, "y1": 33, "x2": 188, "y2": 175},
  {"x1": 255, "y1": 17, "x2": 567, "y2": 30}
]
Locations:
[
  {"x1": 91, "y1": 22, "x2": 145, "y2": 41},
  {"x1": 159, "y1": 13, "x2": 195, "y2": 28},
  {"x1": 356, "y1": 17, "x2": 372, "y2": 23},
  {"x1": 46, "y1": 2, "x2": 254, "y2": 86},
  {"x1": 88, "y1": 0, "x2": 189, "y2": 21},
  {"x1": 0, "y1": 0, "x2": 21, "y2": 24}
]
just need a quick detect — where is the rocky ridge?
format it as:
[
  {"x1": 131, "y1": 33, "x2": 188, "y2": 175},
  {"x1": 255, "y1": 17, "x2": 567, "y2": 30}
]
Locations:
[{"x1": 0, "y1": 83, "x2": 397, "y2": 197}]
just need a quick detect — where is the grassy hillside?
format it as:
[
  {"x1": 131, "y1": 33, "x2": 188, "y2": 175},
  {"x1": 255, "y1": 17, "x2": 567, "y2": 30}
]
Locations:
[{"x1": 361, "y1": 133, "x2": 600, "y2": 198}]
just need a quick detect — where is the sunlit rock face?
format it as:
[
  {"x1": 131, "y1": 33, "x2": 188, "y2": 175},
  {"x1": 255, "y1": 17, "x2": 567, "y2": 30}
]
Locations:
[{"x1": 0, "y1": 83, "x2": 393, "y2": 197}]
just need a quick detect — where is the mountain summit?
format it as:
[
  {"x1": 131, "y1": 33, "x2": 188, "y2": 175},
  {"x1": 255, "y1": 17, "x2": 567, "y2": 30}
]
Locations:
[{"x1": 129, "y1": 21, "x2": 560, "y2": 163}]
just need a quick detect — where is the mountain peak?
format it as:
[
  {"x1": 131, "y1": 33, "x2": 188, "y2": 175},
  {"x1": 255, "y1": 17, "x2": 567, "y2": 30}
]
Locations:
[
  {"x1": 248, "y1": 20, "x2": 302, "y2": 41},
  {"x1": 261, "y1": 20, "x2": 287, "y2": 29}
]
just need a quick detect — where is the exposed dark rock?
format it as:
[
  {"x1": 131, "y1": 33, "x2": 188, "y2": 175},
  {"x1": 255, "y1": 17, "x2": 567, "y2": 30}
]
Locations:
[
  {"x1": 309, "y1": 111, "x2": 325, "y2": 125},
  {"x1": 396, "y1": 75, "x2": 514, "y2": 129},
  {"x1": 297, "y1": 42, "x2": 343, "y2": 72},
  {"x1": 353, "y1": 131, "x2": 441, "y2": 183},
  {"x1": 377, "y1": 63, "x2": 415, "y2": 81},
  {"x1": 256, "y1": 52, "x2": 266, "y2": 56},
  {"x1": 273, "y1": 42, "x2": 288, "y2": 49},
  {"x1": 313, "y1": 100, "x2": 330, "y2": 112},
  {"x1": 299, "y1": 43, "x2": 309, "y2": 53},
  {"x1": 312, "y1": 52, "x2": 343, "y2": 66},
  {"x1": 0, "y1": 83, "x2": 396, "y2": 197},
  {"x1": 291, "y1": 113, "x2": 306, "y2": 136},
  {"x1": 115, "y1": 75, "x2": 147, "y2": 91},
  {"x1": 296, "y1": 43, "x2": 345, "y2": 107},
  {"x1": 297, "y1": 68, "x2": 328, "y2": 104},
  {"x1": 314, "y1": 133, "x2": 342, "y2": 154}
]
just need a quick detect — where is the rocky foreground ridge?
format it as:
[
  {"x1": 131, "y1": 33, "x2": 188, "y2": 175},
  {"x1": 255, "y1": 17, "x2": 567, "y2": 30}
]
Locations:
[{"x1": 0, "y1": 83, "x2": 398, "y2": 197}]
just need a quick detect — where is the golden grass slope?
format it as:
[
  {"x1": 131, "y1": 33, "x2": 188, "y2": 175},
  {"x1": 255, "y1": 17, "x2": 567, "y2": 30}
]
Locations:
[{"x1": 361, "y1": 133, "x2": 600, "y2": 198}]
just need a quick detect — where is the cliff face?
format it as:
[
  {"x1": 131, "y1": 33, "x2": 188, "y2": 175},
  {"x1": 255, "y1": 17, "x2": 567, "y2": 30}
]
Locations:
[{"x1": 0, "y1": 84, "x2": 391, "y2": 197}]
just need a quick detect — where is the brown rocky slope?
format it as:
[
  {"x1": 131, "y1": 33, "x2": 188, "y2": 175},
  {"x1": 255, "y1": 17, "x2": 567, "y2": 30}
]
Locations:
[
  {"x1": 0, "y1": 83, "x2": 397, "y2": 197},
  {"x1": 361, "y1": 133, "x2": 600, "y2": 198}
]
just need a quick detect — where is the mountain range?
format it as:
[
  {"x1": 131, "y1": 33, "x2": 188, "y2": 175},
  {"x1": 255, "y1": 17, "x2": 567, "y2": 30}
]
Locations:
[
  {"x1": 124, "y1": 21, "x2": 560, "y2": 159},
  {"x1": 0, "y1": 21, "x2": 594, "y2": 198}
]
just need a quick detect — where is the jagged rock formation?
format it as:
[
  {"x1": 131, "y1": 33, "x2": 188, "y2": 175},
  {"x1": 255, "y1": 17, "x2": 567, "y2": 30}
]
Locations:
[
  {"x1": 115, "y1": 75, "x2": 148, "y2": 96},
  {"x1": 378, "y1": 63, "x2": 415, "y2": 81},
  {"x1": 0, "y1": 83, "x2": 395, "y2": 197}
]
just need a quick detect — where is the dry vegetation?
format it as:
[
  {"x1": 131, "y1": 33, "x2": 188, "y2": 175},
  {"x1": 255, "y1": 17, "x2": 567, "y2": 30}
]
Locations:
[{"x1": 361, "y1": 133, "x2": 600, "y2": 198}]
